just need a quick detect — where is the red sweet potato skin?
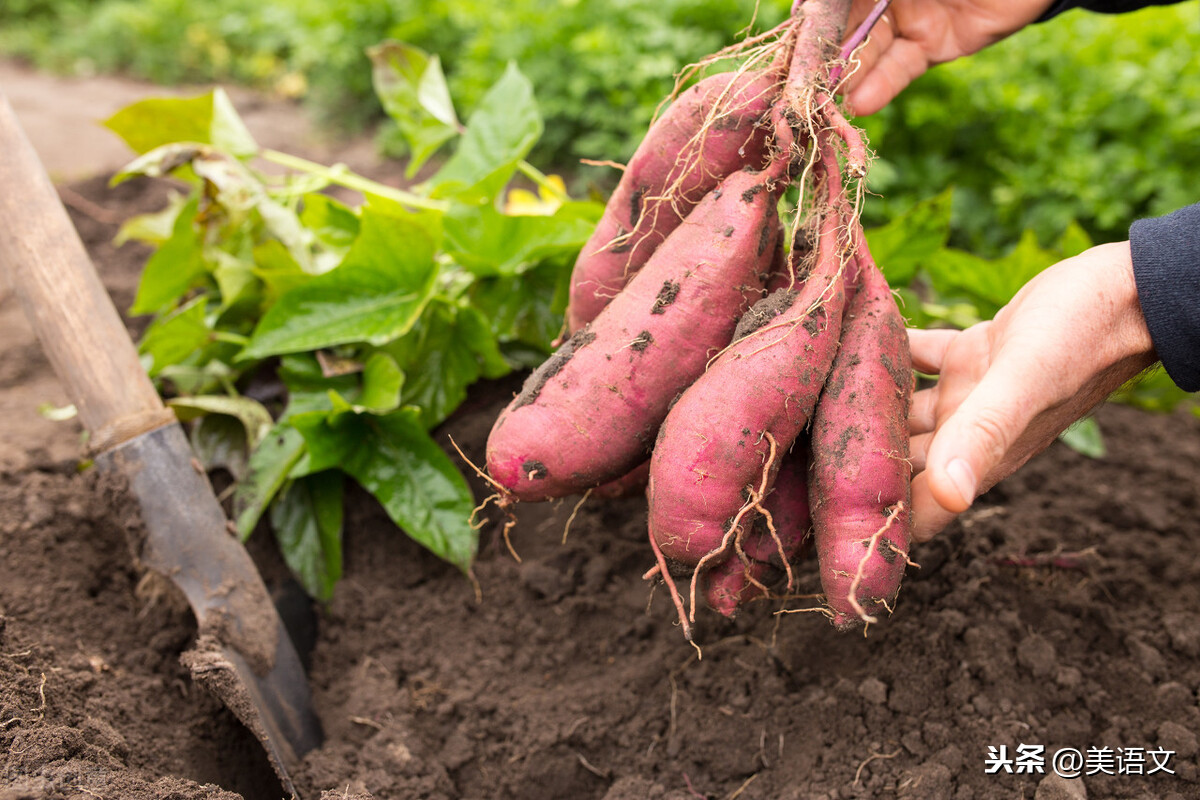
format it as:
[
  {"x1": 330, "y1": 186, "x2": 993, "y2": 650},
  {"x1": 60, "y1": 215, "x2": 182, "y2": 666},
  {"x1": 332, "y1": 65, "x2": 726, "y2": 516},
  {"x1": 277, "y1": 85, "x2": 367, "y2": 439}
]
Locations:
[
  {"x1": 487, "y1": 169, "x2": 780, "y2": 500},
  {"x1": 808, "y1": 260, "x2": 913, "y2": 629},
  {"x1": 566, "y1": 70, "x2": 777, "y2": 332},
  {"x1": 703, "y1": 447, "x2": 812, "y2": 615},
  {"x1": 647, "y1": 217, "x2": 845, "y2": 567},
  {"x1": 591, "y1": 460, "x2": 650, "y2": 500}
]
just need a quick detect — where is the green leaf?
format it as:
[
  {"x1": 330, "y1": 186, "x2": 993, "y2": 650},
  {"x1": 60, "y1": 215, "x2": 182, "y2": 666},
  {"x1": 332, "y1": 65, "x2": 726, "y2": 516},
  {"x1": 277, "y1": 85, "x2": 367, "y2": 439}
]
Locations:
[
  {"x1": 167, "y1": 394, "x2": 275, "y2": 449},
  {"x1": 252, "y1": 240, "x2": 312, "y2": 303},
  {"x1": 130, "y1": 196, "x2": 206, "y2": 315},
  {"x1": 368, "y1": 41, "x2": 461, "y2": 177},
  {"x1": 385, "y1": 301, "x2": 509, "y2": 429},
  {"x1": 233, "y1": 422, "x2": 308, "y2": 538},
  {"x1": 210, "y1": 87, "x2": 259, "y2": 158},
  {"x1": 191, "y1": 414, "x2": 249, "y2": 479},
  {"x1": 926, "y1": 231, "x2": 1060, "y2": 321},
  {"x1": 137, "y1": 295, "x2": 211, "y2": 375},
  {"x1": 430, "y1": 62, "x2": 542, "y2": 202},
  {"x1": 292, "y1": 406, "x2": 477, "y2": 571},
  {"x1": 1058, "y1": 416, "x2": 1106, "y2": 459},
  {"x1": 242, "y1": 205, "x2": 440, "y2": 358},
  {"x1": 115, "y1": 191, "x2": 189, "y2": 247},
  {"x1": 470, "y1": 258, "x2": 571, "y2": 354},
  {"x1": 863, "y1": 188, "x2": 953, "y2": 287},
  {"x1": 270, "y1": 471, "x2": 344, "y2": 601},
  {"x1": 210, "y1": 251, "x2": 261, "y2": 313},
  {"x1": 1056, "y1": 222, "x2": 1094, "y2": 260},
  {"x1": 278, "y1": 353, "x2": 361, "y2": 419},
  {"x1": 358, "y1": 352, "x2": 405, "y2": 413},
  {"x1": 104, "y1": 88, "x2": 257, "y2": 158},
  {"x1": 444, "y1": 200, "x2": 600, "y2": 277},
  {"x1": 300, "y1": 193, "x2": 361, "y2": 251}
]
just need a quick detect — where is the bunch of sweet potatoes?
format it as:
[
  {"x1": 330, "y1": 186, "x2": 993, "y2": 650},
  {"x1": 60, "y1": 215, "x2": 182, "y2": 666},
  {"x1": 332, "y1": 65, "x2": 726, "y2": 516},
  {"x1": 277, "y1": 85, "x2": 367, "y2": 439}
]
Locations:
[{"x1": 484, "y1": 0, "x2": 915, "y2": 638}]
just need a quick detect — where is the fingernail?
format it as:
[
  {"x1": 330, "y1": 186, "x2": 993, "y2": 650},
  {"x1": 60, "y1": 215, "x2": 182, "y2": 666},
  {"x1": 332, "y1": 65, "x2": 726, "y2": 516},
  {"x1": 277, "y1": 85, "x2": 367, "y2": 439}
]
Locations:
[{"x1": 945, "y1": 458, "x2": 976, "y2": 506}]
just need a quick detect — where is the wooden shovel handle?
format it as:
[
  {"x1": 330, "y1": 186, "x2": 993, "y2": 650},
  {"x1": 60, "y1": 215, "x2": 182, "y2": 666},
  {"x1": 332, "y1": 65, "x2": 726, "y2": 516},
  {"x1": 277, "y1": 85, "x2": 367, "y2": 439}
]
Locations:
[{"x1": 0, "y1": 91, "x2": 168, "y2": 442}]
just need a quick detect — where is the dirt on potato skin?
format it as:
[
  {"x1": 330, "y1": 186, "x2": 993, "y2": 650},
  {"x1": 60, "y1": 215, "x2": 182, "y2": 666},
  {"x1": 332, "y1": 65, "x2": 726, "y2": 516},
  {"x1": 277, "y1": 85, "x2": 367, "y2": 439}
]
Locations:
[{"x1": 3, "y1": 177, "x2": 1200, "y2": 800}]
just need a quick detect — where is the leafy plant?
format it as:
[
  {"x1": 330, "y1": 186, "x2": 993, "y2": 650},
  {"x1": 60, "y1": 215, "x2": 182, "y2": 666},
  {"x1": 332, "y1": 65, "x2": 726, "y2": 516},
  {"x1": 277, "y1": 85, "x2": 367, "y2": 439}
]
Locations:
[{"x1": 107, "y1": 47, "x2": 600, "y2": 600}]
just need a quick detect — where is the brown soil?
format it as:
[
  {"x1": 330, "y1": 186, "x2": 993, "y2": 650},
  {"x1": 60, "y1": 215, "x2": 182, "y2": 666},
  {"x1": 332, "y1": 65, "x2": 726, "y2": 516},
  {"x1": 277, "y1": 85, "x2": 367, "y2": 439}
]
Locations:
[{"x1": 4, "y1": 153, "x2": 1200, "y2": 800}]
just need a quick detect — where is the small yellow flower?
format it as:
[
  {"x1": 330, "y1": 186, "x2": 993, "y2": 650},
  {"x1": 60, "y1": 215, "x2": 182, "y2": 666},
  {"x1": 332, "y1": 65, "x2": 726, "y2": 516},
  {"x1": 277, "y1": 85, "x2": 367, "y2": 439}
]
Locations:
[{"x1": 504, "y1": 174, "x2": 567, "y2": 216}]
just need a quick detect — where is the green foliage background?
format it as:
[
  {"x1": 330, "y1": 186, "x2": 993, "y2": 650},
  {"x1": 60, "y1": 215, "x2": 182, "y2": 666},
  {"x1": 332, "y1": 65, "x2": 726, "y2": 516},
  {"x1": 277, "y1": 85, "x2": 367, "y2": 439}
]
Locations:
[{"x1": 4, "y1": 1, "x2": 1198, "y2": 254}]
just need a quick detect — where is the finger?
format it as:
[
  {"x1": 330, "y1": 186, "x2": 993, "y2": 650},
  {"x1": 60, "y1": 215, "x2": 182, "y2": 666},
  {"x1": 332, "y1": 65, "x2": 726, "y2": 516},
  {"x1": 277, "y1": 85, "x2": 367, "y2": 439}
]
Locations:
[
  {"x1": 907, "y1": 327, "x2": 960, "y2": 375},
  {"x1": 909, "y1": 470, "x2": 959, "y2": 542},
  {"x1": 908, "y1": 386, "x2": 939, "y2": 435},
  {"x1": 844, "y1": 0, "x2": 878, "y2": 32},
  {"x1": 844, "y1": 37, "x2": 930, "y2": 116},
  {"x1": 921, "y1": 351, "x2": 1041, "y2": 515},
  {"x1": 840, "y1": 14, "x2": 896, "y2": 94},
  {"x1": 909, "y1": 431, "x2": 932, "y2": 473}
]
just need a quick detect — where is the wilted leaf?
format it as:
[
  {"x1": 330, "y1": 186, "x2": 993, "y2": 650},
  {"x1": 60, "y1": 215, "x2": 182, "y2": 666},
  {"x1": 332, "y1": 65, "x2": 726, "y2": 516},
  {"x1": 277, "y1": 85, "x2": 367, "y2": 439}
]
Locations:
[
  {"x1": 168, "y1": 394, "x2": 275, "y2": 448},
  {"x1": 191, "y1": 413, "x2": 249, "y2": 478}
]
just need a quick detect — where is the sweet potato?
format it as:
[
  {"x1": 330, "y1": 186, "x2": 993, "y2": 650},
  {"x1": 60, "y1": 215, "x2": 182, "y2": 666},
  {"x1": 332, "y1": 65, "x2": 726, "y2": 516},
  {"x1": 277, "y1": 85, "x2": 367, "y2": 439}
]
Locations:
[
  {"x1": 703, "y1": 446, "x2": 812, "y2": 615},
  {"x1": 565, "y1": 69, "x2": 778, "y2": 332},
  {"x1": 488, "y1": 168, "x2": 781, "y2": 500},
  {"x1": 646, "y1": 208, "x2": 845, "y2": 576},
  {"x1": 591, "y1": 460, "x2": 650, "y2": 500},
  {"x1": 808, "y1": 255, "x2": 913, "y2": 629}
]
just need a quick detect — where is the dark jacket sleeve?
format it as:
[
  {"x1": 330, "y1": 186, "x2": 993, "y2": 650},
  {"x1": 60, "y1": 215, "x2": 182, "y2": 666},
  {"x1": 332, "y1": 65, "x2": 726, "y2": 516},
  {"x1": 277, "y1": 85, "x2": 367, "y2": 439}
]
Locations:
[
  {"x1": 1038, "y1": 0, "x2": 1190, "y2": 21},
  {"x1": 1130, "y1": 204, "x2": 1200, "y2": 392}
]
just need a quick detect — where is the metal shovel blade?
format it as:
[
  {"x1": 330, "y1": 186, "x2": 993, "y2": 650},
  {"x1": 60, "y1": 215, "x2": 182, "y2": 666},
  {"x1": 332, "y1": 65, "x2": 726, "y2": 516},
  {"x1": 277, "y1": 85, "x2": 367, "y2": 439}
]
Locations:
[{"x1": 98, "y1": 423, "x2": 322, "y2": 796}]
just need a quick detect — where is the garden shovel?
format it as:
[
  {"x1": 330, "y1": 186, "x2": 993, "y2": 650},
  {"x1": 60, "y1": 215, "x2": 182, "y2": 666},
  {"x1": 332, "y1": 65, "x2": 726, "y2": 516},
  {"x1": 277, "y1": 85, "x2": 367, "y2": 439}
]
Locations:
[{"x1": 0, "y1": 92, "x2": 322, "y2": 797}]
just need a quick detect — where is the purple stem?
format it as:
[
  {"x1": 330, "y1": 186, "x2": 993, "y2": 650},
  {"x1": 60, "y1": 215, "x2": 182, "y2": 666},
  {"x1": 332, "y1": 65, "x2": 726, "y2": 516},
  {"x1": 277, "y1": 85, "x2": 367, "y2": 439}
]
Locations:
[{"x1": 828, "y1": 0, "x2": 892, "y2": 86}]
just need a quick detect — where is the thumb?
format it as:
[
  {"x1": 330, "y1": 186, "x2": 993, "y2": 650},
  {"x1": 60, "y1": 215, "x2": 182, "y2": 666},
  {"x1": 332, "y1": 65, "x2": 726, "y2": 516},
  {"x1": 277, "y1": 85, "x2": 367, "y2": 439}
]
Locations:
[{"x1": 922, "y1": 356, "x2": 1040, "y2": 515}]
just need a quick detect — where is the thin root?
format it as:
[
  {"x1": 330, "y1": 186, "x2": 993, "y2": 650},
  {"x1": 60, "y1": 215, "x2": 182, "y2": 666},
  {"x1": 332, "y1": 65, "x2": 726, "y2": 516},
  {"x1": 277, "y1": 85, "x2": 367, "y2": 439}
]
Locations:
[
  {"x1": 501, "y1": 515, "x2": 522, "y2": 564},
  {"x1": 688, "y1": 433, "x2": 779, "y2": 621},
  {"x1": 579, "y1": 158, "x2": 626, "y2": 171},
  {"x1": 853, "y1": 748, "x2": 902, "y2": 785},
  {"x1": 648, "y1": 523, "x2": 693, "y2": 641},
  {"x1": 562, "y1": 489, "x2": 592, "y2": 545},
  {"x1": 845, "y1": 501, "x2": 905, "y2": 624}
]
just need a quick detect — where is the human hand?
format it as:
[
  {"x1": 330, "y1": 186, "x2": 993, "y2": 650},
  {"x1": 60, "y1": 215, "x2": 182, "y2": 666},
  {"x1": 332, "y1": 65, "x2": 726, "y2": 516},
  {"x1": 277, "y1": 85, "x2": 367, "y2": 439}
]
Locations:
[
  {"x1": 906, "y1": 241, "x2": 1159, "y2": 541},
  {"x1": 841, "y1": 0, "x2": 1056, "y2": 114}
]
